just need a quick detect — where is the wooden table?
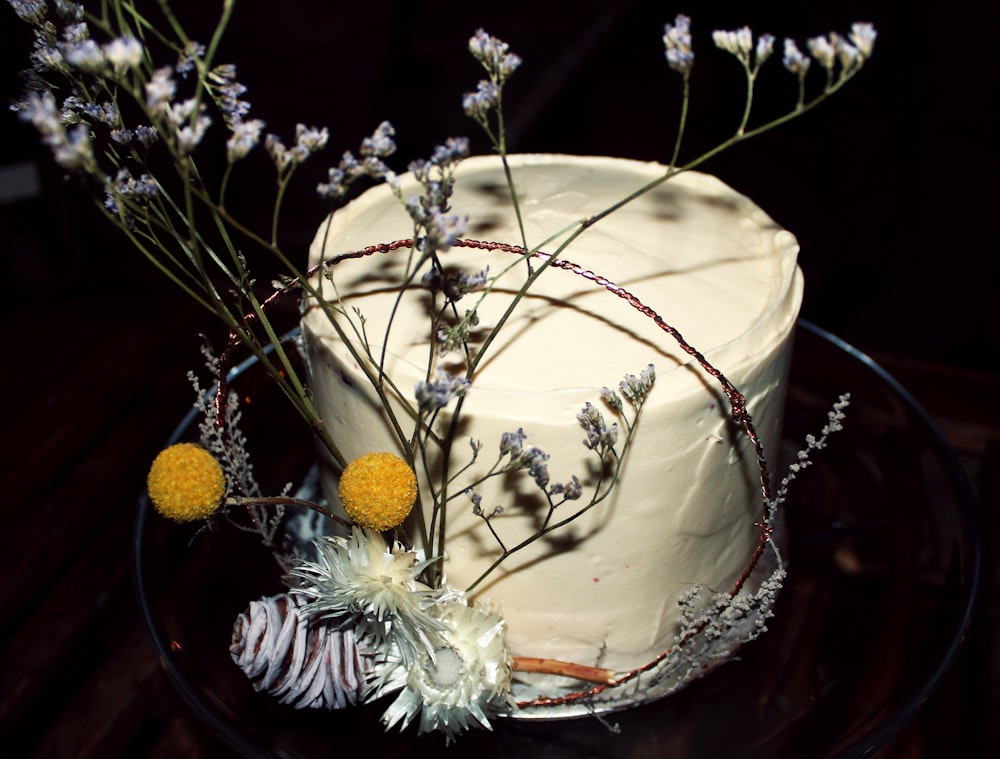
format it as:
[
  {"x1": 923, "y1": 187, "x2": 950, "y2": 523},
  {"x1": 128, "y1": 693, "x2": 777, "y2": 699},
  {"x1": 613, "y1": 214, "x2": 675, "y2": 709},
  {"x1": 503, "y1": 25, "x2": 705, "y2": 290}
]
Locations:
[{"x1": 2, "y1": 272, "x2": 996, "y2": 757}]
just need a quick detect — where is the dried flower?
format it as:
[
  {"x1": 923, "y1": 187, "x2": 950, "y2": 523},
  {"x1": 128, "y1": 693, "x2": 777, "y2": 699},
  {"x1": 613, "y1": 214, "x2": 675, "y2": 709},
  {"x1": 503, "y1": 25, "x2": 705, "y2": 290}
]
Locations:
[
  {"x1": 291, "y1": 528, "x2": 442, "y2": 656},
  {"x1": 423, "y1": 265, "x2": 488, "y2": 301},
  {"x1": 462, "y1": 79, "x2": 500, "y2": 120},
  {"x1": 468, "y1": 29, "x2": 521, "y2": 83},
  {"x1": 316, "y1": 121, "x2": 397, "y2": 199},
  {"x1": 807, "y1": 34, "x2": 837, "y2": 72},
  {"x1": 849, "y1": 22, "x2": 877, "y2": 59},
  {"x1": 663, "y1": 14, "x2": 694, "y2": 74},
  {"x1": 230, "y1": 592, "x2": 374, "y2": 709},
  {"x1": 103, "y1": 36, "x2": 143, "y2": 72},
  {"x1": 146, "y1": 442, "x2": 226, "y2": 521},
  {"x1": 499, "y1": 427, "x2": 527, "y2": 458},
  {"x1": 371, "y1": 600, "x2": 514, "y2": 744},
  {"x1": 782, "y1": 38, "x2": 811, "y2": 77},
  {"x1": 619, "y1": 363, "x2": 656, "y2": 406},
  {"x1": 415, "y1": 368, "x2": 471, "y2": 413},
  {"x1": 360, "y1": 120, "x2": 396, "y2": 157},
  {"x1": 712, "y1": 26, "x2": 753, "y2": 61},
  {"x1": 755, "y1": 34, "x2": 775, "y2": 66},
  {"x1": 834, "y1": 35, "x2": 860, "y2": 72},
  {"x1": 176, "y1": 40, "x2": 205, "y2": 77},
  {"x1": 9, "y1": 0, "x2": 47, "y2": 24},
  {"x1": 226, "y1": 117, "x2": 265, "y2": 162},
  {"x1": 578, "y1": 401, "x2": 619, "y2": 452},
  {"x1": 338, "y1": 452, "x2": 418, "y2": 531},
  {"x1": 145, "y1": 67, "x2": 176, "y2": 115},
  {"x1": 64, "y1": 38, "x2": 104, "y2": 73}
]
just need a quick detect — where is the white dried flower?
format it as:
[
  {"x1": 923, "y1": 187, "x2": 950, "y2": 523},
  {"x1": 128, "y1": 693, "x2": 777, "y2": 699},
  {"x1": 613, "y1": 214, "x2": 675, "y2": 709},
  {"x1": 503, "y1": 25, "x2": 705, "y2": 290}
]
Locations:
[
  {"x1": 227, "y1": 118, "x2": 265, "y2": 162},
  {"x1": 145, "y1": 67, "x2": 176, "y2": 114},
  {"x1": 849, "y1": 22, "x2": 877, "y2": 59},
  {"x1": 290, "y1": 529, "x2": 443, "y2": 657},
  {"x1": 782, "y1": 38, "x2": 811, "y2": 77},
  {"x1": 371, "y1": 600, "x2": 514, "y2": 744},
  {"x1": 662, "y1": 14, "x2": 694, "y2": 74},
  {"x1": 755, "y1": 33, "x2": 775, "y2": 66},
  {"x1": 103, "y1": 36, "x2": 143, "y2": 72},
  {"x1": 63, "y1": 38, "x2": 104, "y2": 72},
  {"x1": 834, "y1": 35, "x2": 860, "y2": 72},
  {"x1": 807, "y1": 34, "x2": 836, "y2": 71},
  {"x1": 9, "y1": 0, "x2": 47, "y2": 24},
  {"x1": 51, "y1": 123, "x2": 93, "y2": 169},
  {"x1": 265, "y1": 133, "x2": 292, "y2": 172},
  {"x1": 294, "y1": 123, "x2": 329, "y2": 155},
  {"x1": 468, "y1": 29, "x2": 521, "y2": 83}
]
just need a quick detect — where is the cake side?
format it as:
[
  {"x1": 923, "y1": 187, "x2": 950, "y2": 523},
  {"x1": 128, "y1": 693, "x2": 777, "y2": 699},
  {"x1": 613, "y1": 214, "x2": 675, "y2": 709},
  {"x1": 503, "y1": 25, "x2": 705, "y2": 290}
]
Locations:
[{"x1": 302, "y1": 154, "x2": 802, "y2": 675}]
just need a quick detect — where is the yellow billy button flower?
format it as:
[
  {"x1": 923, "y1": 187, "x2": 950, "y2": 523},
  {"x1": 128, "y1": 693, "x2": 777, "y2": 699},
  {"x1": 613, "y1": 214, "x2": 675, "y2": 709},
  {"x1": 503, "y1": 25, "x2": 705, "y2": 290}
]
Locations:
[
  {"x1": 147, "y1": 442, "x2": 227, "y2": 522},
  {"x1": 338, "y1": 452, "x2": 418, "y2": 531}
]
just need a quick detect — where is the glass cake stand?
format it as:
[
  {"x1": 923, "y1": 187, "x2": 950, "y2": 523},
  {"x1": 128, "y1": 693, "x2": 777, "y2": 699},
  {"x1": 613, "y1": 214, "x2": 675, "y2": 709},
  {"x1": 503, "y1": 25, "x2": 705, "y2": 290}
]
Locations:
[{"x1": 134, "y1": 321, "x2": 982, "y2": 757}]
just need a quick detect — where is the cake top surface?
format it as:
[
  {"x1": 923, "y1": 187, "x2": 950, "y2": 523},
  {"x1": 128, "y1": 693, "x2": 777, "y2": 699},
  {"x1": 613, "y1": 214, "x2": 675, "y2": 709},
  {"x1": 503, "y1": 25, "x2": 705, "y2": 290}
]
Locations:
[{"x1": 306, "y1": 154, "x2": 801, "y2": 394}]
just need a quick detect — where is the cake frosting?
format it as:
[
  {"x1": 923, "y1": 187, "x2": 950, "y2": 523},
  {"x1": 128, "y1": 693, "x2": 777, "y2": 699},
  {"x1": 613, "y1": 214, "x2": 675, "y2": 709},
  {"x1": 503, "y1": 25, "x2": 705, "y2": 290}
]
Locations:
[{"x1": 301, "y1": 154, "x2": 802, "y2": 680}]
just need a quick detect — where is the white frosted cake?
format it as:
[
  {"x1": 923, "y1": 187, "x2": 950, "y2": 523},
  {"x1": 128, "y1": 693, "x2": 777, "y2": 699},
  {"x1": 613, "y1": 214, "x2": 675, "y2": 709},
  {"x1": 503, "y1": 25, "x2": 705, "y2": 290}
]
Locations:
[{"x1": 301, "y1": 154, "x2": 802, "y2": 692}]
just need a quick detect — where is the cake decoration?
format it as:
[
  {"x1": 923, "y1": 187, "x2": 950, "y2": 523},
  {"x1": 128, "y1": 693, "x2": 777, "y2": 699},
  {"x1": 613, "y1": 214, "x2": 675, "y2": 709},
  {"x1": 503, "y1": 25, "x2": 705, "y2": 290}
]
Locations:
[{"x1": 9, "y1": 0, "x2": 871, "y2": 744}]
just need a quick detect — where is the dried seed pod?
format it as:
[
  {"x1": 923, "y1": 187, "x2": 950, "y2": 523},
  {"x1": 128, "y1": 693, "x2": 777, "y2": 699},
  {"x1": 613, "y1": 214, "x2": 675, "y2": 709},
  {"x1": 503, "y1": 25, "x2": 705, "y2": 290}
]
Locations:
[{"x1": 230, "y1": 592, "x2": 371, "y2": 709}]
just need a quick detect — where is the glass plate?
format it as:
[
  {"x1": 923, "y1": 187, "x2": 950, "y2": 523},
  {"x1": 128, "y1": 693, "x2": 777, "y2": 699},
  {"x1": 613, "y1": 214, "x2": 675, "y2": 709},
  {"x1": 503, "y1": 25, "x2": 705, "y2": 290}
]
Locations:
[{"x1": 134, "y1": 321, "x2": 981, "y2": 757}]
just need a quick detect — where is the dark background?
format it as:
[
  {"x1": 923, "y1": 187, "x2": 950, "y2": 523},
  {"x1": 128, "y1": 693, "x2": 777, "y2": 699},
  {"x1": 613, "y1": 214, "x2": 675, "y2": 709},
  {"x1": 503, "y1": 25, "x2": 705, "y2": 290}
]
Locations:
[{"x1": 2, "y1": 0, "x2": 998, "y2": 372}]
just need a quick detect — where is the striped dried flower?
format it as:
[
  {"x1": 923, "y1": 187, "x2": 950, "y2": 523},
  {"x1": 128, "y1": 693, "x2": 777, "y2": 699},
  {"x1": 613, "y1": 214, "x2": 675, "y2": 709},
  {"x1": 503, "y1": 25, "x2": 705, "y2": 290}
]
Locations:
[{"x1": 230, "y1": 592, "x2": 373, "y2": 709}]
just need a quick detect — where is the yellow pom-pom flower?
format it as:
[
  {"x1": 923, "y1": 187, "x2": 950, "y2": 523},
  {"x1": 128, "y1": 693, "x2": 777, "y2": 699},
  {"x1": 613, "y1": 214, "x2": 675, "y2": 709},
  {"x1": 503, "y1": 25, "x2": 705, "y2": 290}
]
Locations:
[
  {"x1": 338, "y1": 452, "x2": 418, "y2": 531},
  {"x1": 147, "y1": 442, "x2": 227, "y2": 522}
]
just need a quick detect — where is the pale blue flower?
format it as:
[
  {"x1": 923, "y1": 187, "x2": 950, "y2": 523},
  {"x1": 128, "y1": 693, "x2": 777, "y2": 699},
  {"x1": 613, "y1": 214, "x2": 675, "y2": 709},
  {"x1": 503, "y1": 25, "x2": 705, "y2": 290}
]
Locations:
[
  {"x1": 135, "y1": 125, "x2": 158, "y2": 146},
  {"x1": 265, "y1": 133, "x2": 292, "y2": 171},
  {"x1": 288, "y1": 124, "x2": 328, "y2": 163},
  {"x1": 499, "y1": 428, "x2": 527, "y2": 458},
  {"x1": 578, "y1": 401, "x2": 618, "y2": 452},
  {"x1": 782, "y1": 39, "x2": 811, "y2": 77},
  {"x1": 9, "y1": 0, "x2": 46, "y2": 24},
  {"x1": 756, "y1": 34, "x2": 775, "y2": 66},
  {"x1": 30, "y1": 44, "x2": 65, "y2": 73},
  {"x1": 360, "y1": 120, "x2": 396, "y2": 157},
  {"x1": 462, "y1": 80, "x2": 499, "y2": 120},
  {"x1": 61, "y1": 22, "x2": 89, "y2": 43},
  {"x1": 63, "y1": 38, "x2": 104, "y2": 72},
  {"x1": 468, "y1": 29, "x2": 521, "y2": 82},
  {"x1": 415, "y1": 368, "x2": 471, "y2": 413},
  {"x1": 227, "y1": 118, "x2": 265, "y2": 162},
  {"x1": 663, "y1": 14, "x2": 694, "y2": 74},
  {"x1": 177, "y1": 41, "x2": 206, "y2": 77},
  {"x1": 52, "y1": 123, "x2": 93, "y2": 169}
]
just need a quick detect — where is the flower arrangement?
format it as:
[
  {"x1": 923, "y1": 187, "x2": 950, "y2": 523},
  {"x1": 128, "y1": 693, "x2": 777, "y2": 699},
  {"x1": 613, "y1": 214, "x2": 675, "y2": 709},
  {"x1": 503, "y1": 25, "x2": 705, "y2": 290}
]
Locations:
[{"x1": 9, "y1": 0, "x2": 871, "y2": 744}]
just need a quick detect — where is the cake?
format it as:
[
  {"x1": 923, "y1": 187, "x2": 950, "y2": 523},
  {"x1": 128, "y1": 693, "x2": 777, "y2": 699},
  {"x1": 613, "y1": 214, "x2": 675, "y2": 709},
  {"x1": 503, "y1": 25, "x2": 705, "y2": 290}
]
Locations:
[{"x1": 300, "y1": 153, "x2": 802, "y2": 697}]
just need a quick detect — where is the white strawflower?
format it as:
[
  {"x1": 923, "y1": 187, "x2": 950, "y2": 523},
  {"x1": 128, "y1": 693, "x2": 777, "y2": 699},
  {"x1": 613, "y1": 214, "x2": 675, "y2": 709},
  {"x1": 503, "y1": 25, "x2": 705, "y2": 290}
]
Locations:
[
  {"x1": 371, "y1": 599, "x2": 514, "y2": 744},
  {"x1": 291, "y1": 528, "x2": 442, "y2": 656}
]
